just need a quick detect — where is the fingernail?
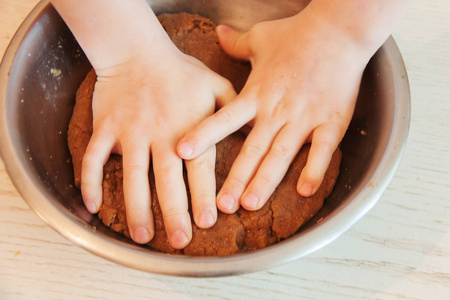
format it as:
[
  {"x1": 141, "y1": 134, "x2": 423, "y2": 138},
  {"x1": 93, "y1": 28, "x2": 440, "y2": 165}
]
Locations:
[
  {"x1": 218, "y1": 193, "x2": 235, "y2": 212},
  {"x1": 84, "y1": 200, "x2": 97, "y2": 214},
  {"x1": 217, "y1": 25, "x2": 230, "y2": 35},
  {"x1": 170, "y1": 230, "x2": 189, "y2": 248},
  {"x1": 242, "y1": 193, "x2": 259, "y2": 210},
  {"x1": 197, "y1": 209, "x2": 215, "y2": 228},
  {"x1": 133, "y1": 227, "x2": 150, "y2": 244},
  {"x1": 178, "y1": 141, "x2": 193, "y2": 158},
  {"x1": 299, "y1": 183, "x2": 313, "y2": 197}
]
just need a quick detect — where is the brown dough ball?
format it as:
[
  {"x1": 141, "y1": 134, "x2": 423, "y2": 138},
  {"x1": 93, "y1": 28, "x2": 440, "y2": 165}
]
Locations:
[{"x1": 67, "y1": 13, "x2": 342, "y2": 256}]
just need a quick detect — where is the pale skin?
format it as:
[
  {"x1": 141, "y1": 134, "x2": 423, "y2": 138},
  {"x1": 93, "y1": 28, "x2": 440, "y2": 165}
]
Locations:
[
  {"x1": 51, "y1": 0, "x2": 409, "y2": 248},
  {"x1": 177, "y1": 0, "x2": 410, "y2": 213},
  {"x1": 51, "y1": 0, "x2": 236, "y2": 248}
]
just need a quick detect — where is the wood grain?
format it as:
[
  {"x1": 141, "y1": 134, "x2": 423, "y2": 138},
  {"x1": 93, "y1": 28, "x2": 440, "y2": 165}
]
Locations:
[{"x1": 1, "y1": 0, "x2": 449, "y2": 299}]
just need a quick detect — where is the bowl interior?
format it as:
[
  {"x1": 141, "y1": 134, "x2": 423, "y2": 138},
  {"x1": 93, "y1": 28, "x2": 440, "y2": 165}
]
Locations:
[{"x1": 0, "y1": 0, "x2": 407, "y2": 276}]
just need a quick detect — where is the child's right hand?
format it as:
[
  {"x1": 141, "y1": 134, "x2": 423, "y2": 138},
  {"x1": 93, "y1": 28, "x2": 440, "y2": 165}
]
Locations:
[{"x1": 177, "y1": 0, "x2": 409, "y2": 215}]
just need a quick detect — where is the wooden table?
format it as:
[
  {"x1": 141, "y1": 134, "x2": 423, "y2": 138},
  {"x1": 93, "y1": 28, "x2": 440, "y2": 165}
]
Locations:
[{"x1": 1, "y1": 0, "x2": 449, "y2": 299}]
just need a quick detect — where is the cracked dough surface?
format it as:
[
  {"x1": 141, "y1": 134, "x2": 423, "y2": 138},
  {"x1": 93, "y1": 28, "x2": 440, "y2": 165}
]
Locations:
[{"x1": 67, "y1": 13, "x2": 342, "y2": 256}]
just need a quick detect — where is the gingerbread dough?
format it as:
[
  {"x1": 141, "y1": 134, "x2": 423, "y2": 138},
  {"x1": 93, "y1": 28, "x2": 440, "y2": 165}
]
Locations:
[{"x1": 67, "y1": 13, "x2": 342, "y2": 256}]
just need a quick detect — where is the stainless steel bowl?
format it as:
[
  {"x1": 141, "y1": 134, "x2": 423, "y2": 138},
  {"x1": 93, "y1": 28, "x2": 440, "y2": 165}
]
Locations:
[{"x1": 0, "y1": 0, "x2": 410, "y2": 277}]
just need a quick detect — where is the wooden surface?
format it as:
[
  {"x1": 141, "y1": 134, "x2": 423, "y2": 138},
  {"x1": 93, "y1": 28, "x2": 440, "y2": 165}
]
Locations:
[{"x1": 1, "y1": 0, "x2": 449, "y2": 299}]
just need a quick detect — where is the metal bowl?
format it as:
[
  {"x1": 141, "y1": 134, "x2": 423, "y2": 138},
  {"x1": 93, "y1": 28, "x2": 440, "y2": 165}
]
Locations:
[{"x1": 0, "y1": 0, "x2": 410, "y2": 277}]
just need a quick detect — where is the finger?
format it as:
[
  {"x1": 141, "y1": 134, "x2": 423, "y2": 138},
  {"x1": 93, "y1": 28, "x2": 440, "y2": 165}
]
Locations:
[
  {"x1": 81, "y1": 130, "x2": 115, "y2": 214},
  {"x1": 216, "y1": 25, "x2": 252, "y2": 60},
  {"x1": 210, "y1": 74, "x2": 237, "y2": 109},
  {"x1": 152, "y1": 145, "x2": 192, "y2": 249},
  {"x1": 297, "y1": 123, "x2": 344, "y2": 197},
  {"x1": 217, "y1": 123, "x2": 281, "y2": 214},
  {"x1": 122, "y1": 142, "x2": 154, "y2": 244},
  {"x1": 177, "y1": 98, "x2": 256, "y2": 160},
  {"x1": 241, "y1": 123, "x2": 308, "y2": 210},
  {"x1": 185, "y1": 146, "x2": 217, "y2": 229}
]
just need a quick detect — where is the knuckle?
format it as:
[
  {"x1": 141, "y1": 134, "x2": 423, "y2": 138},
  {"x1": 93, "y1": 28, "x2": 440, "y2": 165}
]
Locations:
[
  {"x1": 243, "y1": 142, "x2": 266, "y2": 158},
  {"x1": 124, "y1": 161, "x2": 143, "y2": 173},
  {"x1": 162, "y1": 207, "x2": 188, "y2": 220},
  {"x1": 271, "y1": 142, "x2": 291, "y2": 161},
  {"x1": 191, "y1": 191, "x2": 216, "y2": 202},
  {"x1": 301, "y1": 167, "x2": 324, "y2": 185},
  {"x1": 80, "y1": 181, "x2": 100, "y2": 197},
  {"x1": 314, "y1": 137, "x2": 334, "y2": 150},
  {"x1": 313, "y1": 130, "x2": 339, "y2": 151},
  {"x1": 126, "y1": 204, "x2": 148, "y2": 217},
  {"x1": 124, "y1": 161, "x2": 147, "y2": 180},
  {"x1": 80, "y1": 180, "x2": 96, "y2": 189},
  {"x1": 255, "y1": 172, "x2": 273, "y2": 187},
  {"x1": 226, "y1": 175, "x2": 246, "y2": 191},
  {"x1": 158, "y1": 169, "x2": 180, "y2": 187},
  {"x1": 191, "y1": 157, "x2": 214, "y2": 170},
  {"x1": 82, "y1": 151, "x2": 98, "y2": 168},
  {"x1": 215, "y1": 108, "x2": 233, "y2": 123}
]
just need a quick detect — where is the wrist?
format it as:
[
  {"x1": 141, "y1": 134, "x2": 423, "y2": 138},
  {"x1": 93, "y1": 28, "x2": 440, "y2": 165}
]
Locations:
[
  {"x1": 301, "y1": 0, "x2": 409, "y2": 60},
  {"x1": 52, "y1": 0, "x2": 176, "y2": 71},
  {"x1": 291, "y1": 5, "x2": 374, "y2": 67}
]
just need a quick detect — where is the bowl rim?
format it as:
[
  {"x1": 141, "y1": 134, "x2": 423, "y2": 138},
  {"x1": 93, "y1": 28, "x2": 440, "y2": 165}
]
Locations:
[{"x1": 0, "y1": 0, "x2": 411, "y2": 277}]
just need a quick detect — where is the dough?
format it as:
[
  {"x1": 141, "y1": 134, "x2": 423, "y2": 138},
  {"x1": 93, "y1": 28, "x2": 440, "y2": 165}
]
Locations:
[{"x1": 67, "y1": 13, "x2": 342, "y2": 256}]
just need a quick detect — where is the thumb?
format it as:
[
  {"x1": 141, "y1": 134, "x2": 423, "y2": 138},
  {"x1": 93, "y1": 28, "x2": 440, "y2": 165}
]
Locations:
[{"x1": 216, "y1": 25, "x2": 252, "y2": 60}]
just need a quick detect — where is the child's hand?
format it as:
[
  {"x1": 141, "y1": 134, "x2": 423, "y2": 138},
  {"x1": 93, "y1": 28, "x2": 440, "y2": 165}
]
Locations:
[
  {"x1": 51, "y1": 0, "x2": 236, "y2": 248},
  {"x1": 82, "y1": 46, "x2": 235, "y2": 248},
  {"x1": 177, "y1": 7, "x2": 374, "y2": 214}
]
